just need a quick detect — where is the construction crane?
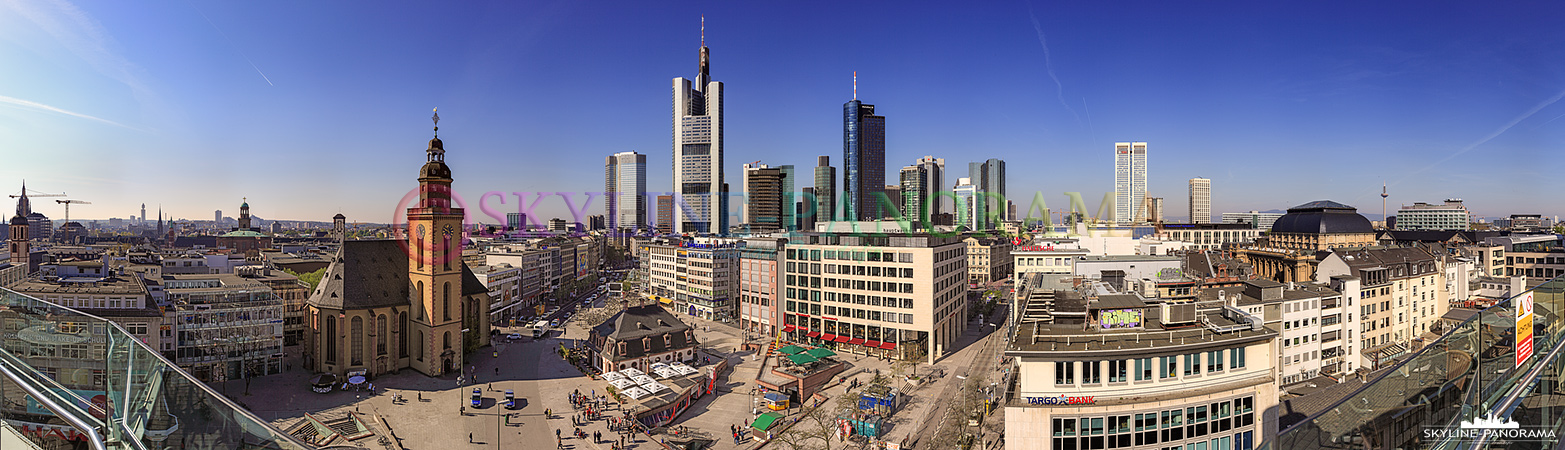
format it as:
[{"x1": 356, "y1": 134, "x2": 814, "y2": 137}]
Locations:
[
  {"x1": 8, "y1": 184, "x2": 65, "y2": 201},
  {"x1": 56, "y1": 199, "x2": 91, "y2": 244}
]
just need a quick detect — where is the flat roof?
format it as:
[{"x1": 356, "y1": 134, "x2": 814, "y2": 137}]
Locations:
[{"x1": 1007, "y1": 322, "x2": 1275, "y2": 359}]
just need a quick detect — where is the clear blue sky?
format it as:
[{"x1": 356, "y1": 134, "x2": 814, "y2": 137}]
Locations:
[{"x1": 1, "y1": 0, "x2": 1562, "y2": 225}]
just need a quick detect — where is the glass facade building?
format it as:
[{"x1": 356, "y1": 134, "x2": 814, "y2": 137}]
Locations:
[{"x1": 843, "y1": 100, "x2": 885, "y2": 221}]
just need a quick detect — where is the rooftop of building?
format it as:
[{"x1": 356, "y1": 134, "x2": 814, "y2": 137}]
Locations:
[
  {"x1": 1195, "y1": 280, "x2": 1341, "y2": 307},
  {"x1": 11, "y1": 274, "x2": 149, "y2": 296},
  {"x1": 1006, "y1": 319, "x2": 1274, "y2": 358},
  {"x1": 1271, "y1": 200, "x2": 1375, "y2": 235},
  {"x1": 1078, "y1": 255, "x2": 1182, "y2": 262}
]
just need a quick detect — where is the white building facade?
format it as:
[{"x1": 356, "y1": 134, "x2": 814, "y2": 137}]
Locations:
[
  {"x1": 1113, "y1": 142, "x2": 1148, "y2": 224},
  {"x1": 672, "y1": 42, "x2": 724, "y2": 234}
]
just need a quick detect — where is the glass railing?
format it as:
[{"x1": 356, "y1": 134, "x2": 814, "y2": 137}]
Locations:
[
  {"x1": 0, "y1": 287, "x2": 310, "y2": 449},
  {"x1": 1270, "y1": 275, "x2": 1565, "y2": 450}
]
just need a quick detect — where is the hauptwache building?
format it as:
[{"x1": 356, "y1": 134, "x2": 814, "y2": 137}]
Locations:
[{"x1": 1005, "y1": 284, "x2": 1279, "y2": 450}]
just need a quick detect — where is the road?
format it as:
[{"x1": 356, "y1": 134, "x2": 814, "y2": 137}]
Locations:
[{"x1": 907, "y1": 301, "x2": 1011, "y2": 449}]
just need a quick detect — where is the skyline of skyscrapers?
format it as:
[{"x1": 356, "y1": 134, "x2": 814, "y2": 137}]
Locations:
[
  {"x1": 843, "y1": 97, "x2": 885, "y2": 221},
  {"x1": 605, "y1": 151, "x2": 647, "y2": 231},
  {"x1": 1190, "y1": 177, "x2": 1212, "y2": 224},
  {"x1": 672, "y1": 34, "x2": 725, "y2": 234},
  {"x1": 1113, "y1": 142, "x2": 1149, "y2": 224},
  {"x1": 967, "y1": 158, "x2": 1005, "y2": 230}
]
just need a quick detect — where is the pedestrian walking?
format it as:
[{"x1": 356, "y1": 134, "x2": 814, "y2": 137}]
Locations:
[{"x1": 468, "y1": 433, "x2": 473, "y2": 443}]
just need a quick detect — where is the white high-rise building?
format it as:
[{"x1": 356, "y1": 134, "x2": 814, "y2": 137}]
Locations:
[
  {"x1": 1395, "y1": 199, "x2": 1470, "y2": 230},
  {"x1": 605, "y1": 151, "x2": 647, "y2": 231},
  {"x1": 1190, "y1": 177, "x2": 1211, "y2": 224},
  {"x1": 672, "y1": 32, "x2": 725, "y2": 235},
  {"x1": 1113, "y1": 142, "x2": 1148, "y2": 223},
  {"x1": 954, "y1": 178, "x2": 979, "y2": 230}
]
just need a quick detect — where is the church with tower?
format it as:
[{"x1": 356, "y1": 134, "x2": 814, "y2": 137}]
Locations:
[
  {"x1": 303, "y1": 112, "x2": 492, "y2": 378},
  {"x1": 217, "y1": 197, "x2": 272, "y2": 254}
]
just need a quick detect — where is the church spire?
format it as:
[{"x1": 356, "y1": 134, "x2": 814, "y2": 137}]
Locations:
[{"x1": 15, "y1": 180, "x2": 29, "y2": 218}]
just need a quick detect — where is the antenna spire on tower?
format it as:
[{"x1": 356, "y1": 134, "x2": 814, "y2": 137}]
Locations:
[
  {"x1": 701, "y1": 15, "x2": 705, "y2": 46},
  {"x1": 853, "y1": 71, "x2": 857, "y2": 100}
]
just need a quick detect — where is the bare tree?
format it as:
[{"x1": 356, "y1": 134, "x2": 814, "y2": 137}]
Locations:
[
  {"x1": 771, "y1": 403, "x2": 843, "y2": 450},
  {"x1": 924, "y1": 376, "x2": 987, "y2": 449}
]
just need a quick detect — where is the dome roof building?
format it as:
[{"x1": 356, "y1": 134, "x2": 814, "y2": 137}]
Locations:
[{"x1": 1236, "y1": 200, "x2": 1379, "y2": 283}]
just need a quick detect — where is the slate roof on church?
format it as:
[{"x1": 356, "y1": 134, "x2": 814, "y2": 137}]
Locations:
[{"x1": 308, "y1": 239, "x2": 488, "y2": 310}]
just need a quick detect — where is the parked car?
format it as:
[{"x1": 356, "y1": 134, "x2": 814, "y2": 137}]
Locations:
[
  {"x1": 471, "y1": 388, "x2": 482, "y2": 407},
  {"x1": 505, "y1": 333, "x2": 525, "y2": 341}
]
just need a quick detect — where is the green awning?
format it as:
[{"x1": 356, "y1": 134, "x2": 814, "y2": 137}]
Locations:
[
  {"x1": 751, "y1": 412, "x2": 785, "y2": 431},
  {"x1": 785, "y1": 353, "x2": 819, "y2": 365},
  {"x1": 777, "y1": 345, "x2": 808, "y2": 355},
  {"x1": 805, "y1": 348, "x2": 836, "y2": 359}
]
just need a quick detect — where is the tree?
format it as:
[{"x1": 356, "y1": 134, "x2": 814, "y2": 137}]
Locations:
[
  {"x1": 925, "y1": 376, "x2": 987, "y2": 449},
  {"x1": 285, "y1": 268, "x2": 326, "y2": 291}
]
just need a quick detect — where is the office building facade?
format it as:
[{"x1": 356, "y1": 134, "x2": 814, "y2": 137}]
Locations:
[
  {"x1": 1005, "y1": 288, "x2": 1275, "y2": 450},
  {"x1": 1190, "y1": 178, "x2": 1211, "y2": 224},
  {"x1": 814, "y1": 156, "x2": 836, "y2": 223},
  {"x1": 656, "y1": 195, "x2": 674, "y2": 235},
  {"x1": 779, "y1": 233, "x2": 969, "y2": 363},
  {"x1": 741, "y1": 163, "x2": 791, "y2": 232},
  {"x1": 672, "y1": 39, "x2": 725, "y2": 234},
  {"x1": 1394, "y1": 199, "x2": 1470, "y2": 230},
  {"x1": 1113, "y1": 142, "x2": 1149, "y2": 224},
  {"x1": 1222, "y1": 211, "x2": 1284, "y2": 230},
  {"x1": 843, "y1": 100, "x2": 886, "y2": 221},
  {"x1": 606, "y1": 151, "x2": 648, "y2": 231},
  {"x1": 969, "y1": 158, "x2": 1006, "y2": 230}
]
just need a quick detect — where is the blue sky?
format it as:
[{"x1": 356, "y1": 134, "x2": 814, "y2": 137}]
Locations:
[{"x1": 1, "y1": 0, "x2": 1562, "y2": 225}]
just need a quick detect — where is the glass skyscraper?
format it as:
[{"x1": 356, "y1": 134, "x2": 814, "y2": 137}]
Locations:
[
  {"x1": 605, "y1": 151, "x2": 647, "y2": 231},
  {"x1": 814, "y1": 156, "x2": 835, "y2": 223},
  {"x1": 843, "y1": 100, "x2": 885, "y2": 221}
]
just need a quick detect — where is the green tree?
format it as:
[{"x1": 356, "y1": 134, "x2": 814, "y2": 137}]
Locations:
[{"x1": 285, "y1": 268, "x2": 326, "y2": 291}]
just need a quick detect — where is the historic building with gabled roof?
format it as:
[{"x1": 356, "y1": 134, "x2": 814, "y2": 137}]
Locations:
[
  {"x1": 303, "y1": 115, "x2": 492, "y2": 377},
  {"x1": 586, "y1": 302, "x2": 698, "y2": 373}
]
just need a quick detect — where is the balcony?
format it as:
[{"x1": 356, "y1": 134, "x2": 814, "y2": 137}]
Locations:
[{"x1": 0, "y1": 287, "x2": 309, "y2": 449}]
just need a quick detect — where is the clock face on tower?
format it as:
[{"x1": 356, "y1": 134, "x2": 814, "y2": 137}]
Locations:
[
  {"x1": 417, "y1": 224, "x2": 426, "y2": 236},
  {"x1": 443, "y1": 224, "x2": 455, "y2": 235}
]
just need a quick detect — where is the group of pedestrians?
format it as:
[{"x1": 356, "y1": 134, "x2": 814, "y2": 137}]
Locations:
[{"x1": 557, "y1": 389, "x2": 635, "y2": 449}]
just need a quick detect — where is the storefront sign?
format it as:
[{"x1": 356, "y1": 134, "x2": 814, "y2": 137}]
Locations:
[
  {"x1": 1015, "y1": 246, "x2": 1056, "y2": 252},
  {"x1": 1024, "y1": 395, "x2": 1096, "y2": 405}
]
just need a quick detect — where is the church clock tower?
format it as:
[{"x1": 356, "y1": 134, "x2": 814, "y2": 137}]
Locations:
[
  {"x1": 9, "y1": 214, "x2": 28, "y2": 269},
  {"x1": 407, "y1": 109, "x2": 466, "y2": 377}
]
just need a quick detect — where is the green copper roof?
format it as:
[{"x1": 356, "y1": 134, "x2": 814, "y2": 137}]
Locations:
[{"x1": 220, "y1": 230, "x2": 268, "y2": 238}]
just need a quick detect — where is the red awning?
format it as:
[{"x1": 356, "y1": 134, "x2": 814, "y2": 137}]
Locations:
[
  {"x1": 879, "y1": 342, "x2": 897, "y2": 350},
  {"x1": 782, "y1": 325, "x2": 797, "y2": 332},
  {"x1": 835, "y1": 335, "x2": 852, "y2": 343},
  {"x1": 805, "y1": 331, "x2": 821, "y2": 338},
  {"x1": 848, "y1": 338, "x2": 865, "y2": 345},
  {"x1": 864, "y1": 340, "x2": 882, "y2": 348},
  {"x1": 819, "y1": 333, "x2": 837, "y2": 342}
]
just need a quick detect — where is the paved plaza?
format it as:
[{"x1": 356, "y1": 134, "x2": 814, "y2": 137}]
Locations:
[{"x1": 233, "y1": 295, "x2": 1009, "y2": 450}]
